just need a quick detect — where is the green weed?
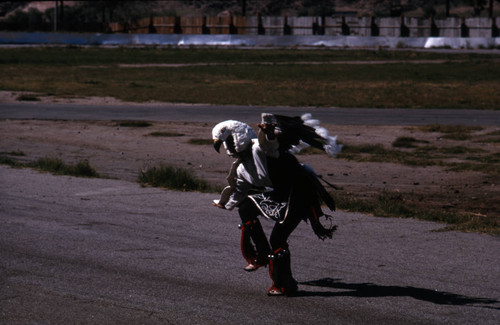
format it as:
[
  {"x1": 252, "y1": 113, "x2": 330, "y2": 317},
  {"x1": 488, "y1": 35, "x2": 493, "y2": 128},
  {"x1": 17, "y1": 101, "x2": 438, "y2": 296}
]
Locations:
[
  {"x1": 116, "y1": 121, "x2": 152, "y2": 127},
  {"x1": 338, "y1": 144, "x2": 425, "y2": 165},
  {"x1": 0, "y1": 155, "x2": 23, "y2": 167},
  {"x1": 188, "y1": 138, "x2": 213, "y2": 145},
  {"x1": 0, "y1": 150, "x2": 25, "y2": 156},
  {"x1": 475, "y1": 130, "x2": 500, "y2": 143},
  {"x1": 392, "y1": 136, "x2": 429, "y2": 148},
  {"x1": 333, "y1": 190, "x2": 499, "y2": 235},
  {"x1": 138, "y1": 164, "x2": 216, "y2": 192},
  {"x1": 0, "y1": 155, "x2": 100, "y2": 178},
  {"x1": 16, "y1": 94, "x2": 40, "y2": 101},
  {"x1": 29, "y1": 157, "x2": 100, "y2": 178},
  {"x1": 339, "y1": 143, "x2": 499, "y2": 175},
  {"x1": 477, "y1": 137, "x2": 500, "y2": 143},
  {"x1": 417, "y1": 124, "x2": 483, "y2": 133},
  {"x1": 436, "y1": 146, "x2": 484, "y2": 154},
  {"x1": 417, "y1": 124, "x2": 483, "y2": 141},
  {"x1": 147, "y1": 131, "x2": 185, "y2": 137},
  {"x1": 1, "y1": 47, "x2": 497, "y2": 66},
  {"x1": 1, "y1": 48, "x2": 500, "y2": 109},
  {"x1": 485, "y1": 130, "x2": 500, "y2": 136}
]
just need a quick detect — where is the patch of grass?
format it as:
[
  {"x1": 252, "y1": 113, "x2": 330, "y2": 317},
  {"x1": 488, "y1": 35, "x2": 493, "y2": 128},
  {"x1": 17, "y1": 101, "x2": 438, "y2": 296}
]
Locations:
[
  {"x1": 1, "y1": 47, "x2": 497, "y2": 66},
  {"x1": 138, "y1": 164, "x2": 216, "y2": 192},
  {"x1": 333, "y1": 191, "x2": 499, "y2": 235},
  {"x1": 436, "y1": 146, "x2": 485, "y2": 154},
  {"x1": 339, "y1": 143, "x2": 499, "y2": 175},
  {"x1": 447, "y1": 153, "x2": 500, "y2": 174},
  {"x1": 82, "y1": 79, "x2": 105, "y2": 85},
  {"x1": 442, "y1": 215, "x2": 500, "y2": 234},
  {"x1": 334, "y1": 191, "x2": 414, "y2": 218},
  {"x1": 475, "y1": 130, "x2": 500, "y2": 143},
  {"x1": 477, "y1": 137, "x2": 500, "y2": 143},
  {"x1": 188, "y1": 138, "x2": 213, "y2": 145},
  {"x1": 413, "y1": 145, "x2": 483, "y2": 155},
  {"x1": 147, "y1": 131, "x2": 185, "y2": 137},
  {"x1": 417, "y1": 124, "x2": 483, "y2": 141},
  {"x1": 339, "y1": 144, "x2": 388, "y2": 155},
  {"x1": 446, "y1": 161, "x2": 499, "y2": 174},
  {"x1": 392, "y1": 136, "x2": 429, "y2": 148},
  {"x1": 0, "y1": 150, "x2": 25, "y2": 156},
  {"x1": 128, "y1": 81, "x2": 154, "y2": 88},
  {"x1": 417, "y1": 124, "x2": 483, "y2": 133},
  {"x1": 338, "y1": 144, "x2": 426, "y2": 165},
  {"x1": 485, "y1": 130, "x2": 500, "y2": 136},
  {"x1": 116, "y1": 121, "x2": 152, "y2": 127},
  {"x1": 0, "y1": 155, "x2": 23, "y2": 167},
  {"x1": 1, "y1": 48, "x2": 500, "y2": 109},
  {"x1": 442, "y1": 133, "x2": 472, "y2": 140},
  {"x1": 16, "y1": 94, "x2": 40, "y2": 101},
  {"x1": 29, "y1": 157, "x2": 100, "y2": 178},
  {"x1": 0, "y1": 155, "x2": 100, "y2": 178}
]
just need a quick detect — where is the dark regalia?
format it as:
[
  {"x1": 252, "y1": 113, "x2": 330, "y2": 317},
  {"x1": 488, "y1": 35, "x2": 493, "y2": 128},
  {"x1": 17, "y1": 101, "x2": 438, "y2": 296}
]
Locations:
[{"x1": 212, "y1": 113, "x2": 341, "y2": 296}]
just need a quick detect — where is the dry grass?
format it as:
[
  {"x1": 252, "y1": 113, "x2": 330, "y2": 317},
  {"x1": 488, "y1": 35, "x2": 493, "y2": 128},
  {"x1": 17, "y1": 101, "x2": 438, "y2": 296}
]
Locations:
[
  {"x1": 0, "y1": 156, "x2": 100, "y2": 178},
  {"x1": 1, "y1": 48, "x2": 500, "y2": 109},
  {"x1": 333, "y1": 191, "x2": 499, "y2": 235},
  {"x1": 138, "y1": 164, "x2": 217, "y2": 192}
]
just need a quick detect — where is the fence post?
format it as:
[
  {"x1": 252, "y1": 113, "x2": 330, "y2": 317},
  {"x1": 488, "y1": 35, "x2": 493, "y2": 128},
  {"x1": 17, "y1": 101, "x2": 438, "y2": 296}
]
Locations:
[
  {"x1": 54, "y1": 0, "x2": 58, "y2": 31},
  {"x1": 430, "y1": 16, "x2": 439, "y2": 36},
  {"x1": 493, "y1": 18, "x2": 499, "y2": 37},
  {"x1": 148, "y1": 15, "x2": 156, "y2": 33},
  {"x1": 320, "y1": 15, "x2": 325, "y2": 35},
  {"x1": 202, "y1": 16, "x2": 210, "y2": 34},
  {"x1": 370, "y1": 16, "x2": 379, "y2": 36},
  {"x1": 283, "y1": 16, "x2": 291, "y2": 35},
  {"x1": 229, "y1": 14, "x2": 237, "y2": 34},
  {"x1": 174, "y1": 16, "x2": 182, "y2": 34},
  {"x1": 341, "y1": 16, "x2": 350, "y2": 35},
  {"x1": 313, "y1": 16, "x2": 325, "y2": 35},
  {"x1": 461, "y1": 17, "x2": 469, "y2": 37},
  {"x1": 258, "y1": 14, "x2": 265, "y2": 35},
  {"x1": 400, "y1": 16, "x2": 409, "y2": 37}
]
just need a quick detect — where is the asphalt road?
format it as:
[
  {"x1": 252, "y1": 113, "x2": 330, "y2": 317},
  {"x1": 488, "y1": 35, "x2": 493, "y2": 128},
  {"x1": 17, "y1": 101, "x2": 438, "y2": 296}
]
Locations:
[
  {"x1": 2, "y1": 102, "x2": 500, "y2": 126},
  {"x1": 1, "y1": 166, "x2": 499, "y2": 324}
]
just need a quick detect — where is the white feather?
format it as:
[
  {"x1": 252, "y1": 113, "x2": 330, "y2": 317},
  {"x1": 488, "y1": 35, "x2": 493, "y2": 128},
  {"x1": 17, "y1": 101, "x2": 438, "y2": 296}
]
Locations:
[
  {"x1": 212, "y1": 120, "x2": 257, "y2": 153},
  {"x1": 289, "y1": 140, "x2": 310, "y2": 154},
  {"x1": 305, "y1": 114, "x2": 343, "y2": 157},
  {"x1": 304, "y1": 119, "x2": 320, "y2": 127},
  {"x1": 314, "y1": 126, "x2": 329, "y2": 139},
  {"x1": 301, "y1": 113, "x2": 312, "y2": 121}
]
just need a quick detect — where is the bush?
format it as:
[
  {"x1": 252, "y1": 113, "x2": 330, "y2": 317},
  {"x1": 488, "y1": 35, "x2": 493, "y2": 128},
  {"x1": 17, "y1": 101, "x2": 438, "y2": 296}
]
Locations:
[
  {"x1": 138, "y1": 164, "x2": 216, "y2": 192},
  {"x1": 29, "y1": 157, "x2": 100, "y2": 178},
  {"x1": 392, "y1": 136, "x2": 428, "y2": 148},
  {"x1": 116, "y1": 121, "x2": 152, "y2": 127}
]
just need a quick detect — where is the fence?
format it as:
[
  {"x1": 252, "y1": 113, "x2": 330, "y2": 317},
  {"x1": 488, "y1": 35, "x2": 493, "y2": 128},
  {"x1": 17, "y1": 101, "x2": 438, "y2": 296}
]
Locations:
[{"x1": 108, "y1": 15, "x2": 500, "y2": 38}]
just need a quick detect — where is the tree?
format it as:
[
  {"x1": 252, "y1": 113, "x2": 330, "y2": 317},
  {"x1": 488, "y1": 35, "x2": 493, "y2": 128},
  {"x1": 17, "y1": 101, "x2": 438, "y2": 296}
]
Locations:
[
  {"x1": 472, "y1": 0, "x2": 487, "y2": 16},
  {"x1": 78, "y1": 1, "x2": 157, "y2": 24}
]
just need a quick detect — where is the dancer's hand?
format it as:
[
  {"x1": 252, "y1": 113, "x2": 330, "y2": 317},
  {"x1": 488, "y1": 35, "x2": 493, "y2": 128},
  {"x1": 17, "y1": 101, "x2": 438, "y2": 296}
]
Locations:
[
  {"x1": 212, "y1": 201, "x2": 225, "y2": 209},
  {"x1": 258, "y1": 123, "x2": 277, "y2": 140}
]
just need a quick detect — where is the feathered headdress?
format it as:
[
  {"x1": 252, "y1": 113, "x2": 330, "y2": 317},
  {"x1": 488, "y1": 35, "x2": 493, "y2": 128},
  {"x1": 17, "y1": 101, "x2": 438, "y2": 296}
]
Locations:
[
  {"x1": 261, "y1": 113, "x2": 342, "y2": 157},
  {"x1": 212, "y1": 120, "x2": 257, "y2": 155}
]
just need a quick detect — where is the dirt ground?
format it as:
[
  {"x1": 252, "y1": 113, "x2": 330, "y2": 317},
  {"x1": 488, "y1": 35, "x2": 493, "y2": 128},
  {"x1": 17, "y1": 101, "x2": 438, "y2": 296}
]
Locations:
[{"x1": 1, "y1": 92, "x2": 499, "y2": 231}]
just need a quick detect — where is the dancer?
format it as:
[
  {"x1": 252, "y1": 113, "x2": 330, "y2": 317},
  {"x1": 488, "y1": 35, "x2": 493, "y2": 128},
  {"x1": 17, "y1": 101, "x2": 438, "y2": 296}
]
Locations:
[{"x1": 212, "y1": 113, "x2": 341, "y2": 296}]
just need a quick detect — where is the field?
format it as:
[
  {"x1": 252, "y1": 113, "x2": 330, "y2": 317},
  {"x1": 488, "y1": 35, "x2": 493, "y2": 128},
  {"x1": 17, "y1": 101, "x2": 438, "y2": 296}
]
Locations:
[
  {"x1": 1, "y1": 46, "x2": 500, "y2": 109},
  {"x1": 1, "y1": 46, "x2": 499, "y2": 234}
]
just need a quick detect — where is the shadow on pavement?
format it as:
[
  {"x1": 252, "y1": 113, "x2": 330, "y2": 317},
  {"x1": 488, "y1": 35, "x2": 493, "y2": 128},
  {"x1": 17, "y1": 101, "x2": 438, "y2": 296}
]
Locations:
[{"x1": 296, "y1": 277, "x2": 499, "y2": 309}]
